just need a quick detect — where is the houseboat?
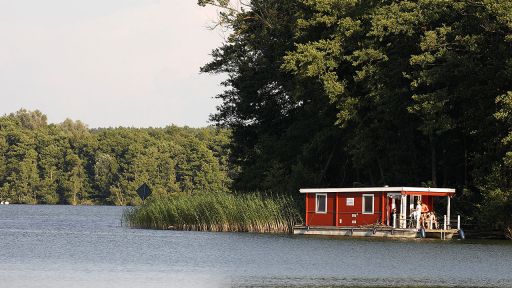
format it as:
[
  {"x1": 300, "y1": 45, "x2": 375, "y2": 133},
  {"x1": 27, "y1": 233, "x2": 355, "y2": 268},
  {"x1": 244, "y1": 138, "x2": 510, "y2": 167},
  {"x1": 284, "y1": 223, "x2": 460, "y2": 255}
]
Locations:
[{"x1": 293, "y1": 187, "x2": 462, "y2": 239}]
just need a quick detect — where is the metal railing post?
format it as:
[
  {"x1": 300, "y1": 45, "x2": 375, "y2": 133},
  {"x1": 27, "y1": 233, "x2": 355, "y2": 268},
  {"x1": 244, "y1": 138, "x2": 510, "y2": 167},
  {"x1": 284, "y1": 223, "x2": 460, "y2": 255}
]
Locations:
[{"x1": 447, "y1": 196, "x2": 451, "y2": 229}]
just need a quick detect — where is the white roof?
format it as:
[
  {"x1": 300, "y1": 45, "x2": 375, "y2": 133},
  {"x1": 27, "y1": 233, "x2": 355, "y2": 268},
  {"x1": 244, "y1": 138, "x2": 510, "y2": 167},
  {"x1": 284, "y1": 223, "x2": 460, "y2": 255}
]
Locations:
[{"x1": 299, "y1": 187, "x2": 455, "y2": 193}]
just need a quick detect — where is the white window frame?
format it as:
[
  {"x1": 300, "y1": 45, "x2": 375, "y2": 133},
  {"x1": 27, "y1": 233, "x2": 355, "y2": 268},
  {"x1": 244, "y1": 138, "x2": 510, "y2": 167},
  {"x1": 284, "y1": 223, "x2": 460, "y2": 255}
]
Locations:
[
  {"x1": 315, "y1": 193, "x2": 327, "y2": 214},
  {"x1": 362, "y1": 194, "x2": 374, "y2": 214}
]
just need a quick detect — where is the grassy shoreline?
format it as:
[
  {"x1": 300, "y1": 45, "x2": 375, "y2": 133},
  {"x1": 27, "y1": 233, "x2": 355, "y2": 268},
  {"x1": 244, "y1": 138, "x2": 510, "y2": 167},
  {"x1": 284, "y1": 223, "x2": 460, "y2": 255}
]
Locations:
[{"x1": 123, "y1": 192, "x2": 302, "y2": 233}]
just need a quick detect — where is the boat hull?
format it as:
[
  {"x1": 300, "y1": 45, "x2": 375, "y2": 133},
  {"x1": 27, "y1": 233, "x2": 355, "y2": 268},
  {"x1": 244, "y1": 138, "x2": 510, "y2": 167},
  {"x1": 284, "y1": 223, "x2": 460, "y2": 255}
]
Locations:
[
  {"x1": 293, "y1": 226, "x2": 458, "y2": 239},
  {"x1": 293, "y1": 226, "x2": 417, "y2": 238},
  {"x1": 424, "y1": 229, "x2": 457, "y2": 239}
]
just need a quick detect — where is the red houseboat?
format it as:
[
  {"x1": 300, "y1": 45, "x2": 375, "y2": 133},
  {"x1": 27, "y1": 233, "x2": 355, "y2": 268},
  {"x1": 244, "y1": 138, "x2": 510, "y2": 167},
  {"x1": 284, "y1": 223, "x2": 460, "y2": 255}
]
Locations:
[{"x1": 293, "y1": 187, "x2": 462, "y2": 239}]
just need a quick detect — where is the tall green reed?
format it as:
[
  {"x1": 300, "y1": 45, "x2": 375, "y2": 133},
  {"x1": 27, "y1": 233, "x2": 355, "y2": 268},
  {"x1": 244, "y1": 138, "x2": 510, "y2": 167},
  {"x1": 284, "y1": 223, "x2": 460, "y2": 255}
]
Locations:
[{"x1": 123, "y1": 192, "x2": 302, "y2": 233}]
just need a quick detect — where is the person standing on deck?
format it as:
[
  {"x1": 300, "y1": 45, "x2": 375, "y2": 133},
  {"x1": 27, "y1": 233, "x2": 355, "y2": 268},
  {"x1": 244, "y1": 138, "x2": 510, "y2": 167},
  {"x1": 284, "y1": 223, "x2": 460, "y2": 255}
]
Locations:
[
  {"x1": 421, "y1": 202, "x2": 429, "y2": 214},
  {"x1": 415, "y1": 200, "x2": 422, "y2": 229},
  {"x1": 421, "y1": 202, "x2": 429, "y2": 228}
]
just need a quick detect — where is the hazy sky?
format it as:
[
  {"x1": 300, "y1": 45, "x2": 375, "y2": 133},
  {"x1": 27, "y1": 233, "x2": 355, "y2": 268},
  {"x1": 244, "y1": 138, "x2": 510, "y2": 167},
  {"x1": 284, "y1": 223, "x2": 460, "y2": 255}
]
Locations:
[{"x1": 0, "y1": 0, "x2": 227, "y2": 128}]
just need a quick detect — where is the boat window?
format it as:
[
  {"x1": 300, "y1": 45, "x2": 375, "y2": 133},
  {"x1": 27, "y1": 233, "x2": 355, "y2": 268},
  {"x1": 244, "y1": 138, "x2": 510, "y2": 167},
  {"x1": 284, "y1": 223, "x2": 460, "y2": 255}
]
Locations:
[
  {"x1": 362, "y1": 194, "x2": 374, "y2": 214},
  {"x1": 316, "y1": 194, "x2": 327, "y2": 213}
]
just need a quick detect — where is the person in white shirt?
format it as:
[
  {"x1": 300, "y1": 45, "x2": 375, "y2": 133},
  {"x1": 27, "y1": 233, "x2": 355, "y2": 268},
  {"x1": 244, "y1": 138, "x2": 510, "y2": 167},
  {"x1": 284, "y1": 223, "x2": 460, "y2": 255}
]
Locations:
[{"x1": 415, "y1": 200, "x2": 422, "y2": 229}]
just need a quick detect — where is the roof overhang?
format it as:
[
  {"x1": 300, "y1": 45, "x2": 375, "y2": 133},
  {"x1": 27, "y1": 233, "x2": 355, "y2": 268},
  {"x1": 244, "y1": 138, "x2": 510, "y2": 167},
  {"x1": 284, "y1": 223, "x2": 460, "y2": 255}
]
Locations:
[{"x1": 299, "y1": 187, "x2": 455, "y2": 196}]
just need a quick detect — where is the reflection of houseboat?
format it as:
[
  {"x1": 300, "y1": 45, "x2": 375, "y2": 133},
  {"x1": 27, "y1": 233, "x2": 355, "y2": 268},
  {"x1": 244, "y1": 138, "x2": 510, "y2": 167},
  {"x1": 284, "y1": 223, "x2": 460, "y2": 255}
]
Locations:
[{"x1": 293, "y1": 187, "x2": 462, "y2": 239}]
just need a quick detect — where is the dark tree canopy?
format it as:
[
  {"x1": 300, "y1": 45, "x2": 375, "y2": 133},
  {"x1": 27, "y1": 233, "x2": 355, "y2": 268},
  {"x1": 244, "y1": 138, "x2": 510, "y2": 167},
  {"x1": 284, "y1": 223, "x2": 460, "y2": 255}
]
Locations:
[{"x1": 202, "y1": 0, "x2": 512, "y2": 230}]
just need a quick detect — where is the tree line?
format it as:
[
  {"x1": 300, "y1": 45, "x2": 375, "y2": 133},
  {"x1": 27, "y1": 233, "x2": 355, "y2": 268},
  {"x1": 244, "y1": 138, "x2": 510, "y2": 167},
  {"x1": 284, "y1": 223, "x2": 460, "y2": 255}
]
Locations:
[
  {"x1": 0, "y1": 109, "x2": 232, "y2": 205},
  {"x1": 200, "y1": 0, "x2": 512, "y2": 232}
]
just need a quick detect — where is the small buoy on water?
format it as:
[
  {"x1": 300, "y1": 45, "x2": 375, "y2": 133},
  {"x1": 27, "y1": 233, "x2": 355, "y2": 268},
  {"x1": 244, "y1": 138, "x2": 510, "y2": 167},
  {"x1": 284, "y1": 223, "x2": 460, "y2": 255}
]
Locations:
[
  {"x1": 458, "y1": 229, "x2": 465, "y2": 240},
  {"x1": 0, "y1": 201, "x2": 4, "y2": 205},
  {"x1": 420, "y1": 227, "x2": 426, "y2": 238},
  {"x1": 4, "y1": 201, "x2": 9, "y2": 205}
]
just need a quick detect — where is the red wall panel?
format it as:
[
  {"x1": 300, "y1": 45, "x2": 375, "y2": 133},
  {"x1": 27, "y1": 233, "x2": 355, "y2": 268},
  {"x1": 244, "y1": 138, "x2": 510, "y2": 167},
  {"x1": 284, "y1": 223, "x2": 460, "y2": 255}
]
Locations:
[
  {"x1": 305, "y1": 193, "x2": 335, "y2": 226},
  {"x1": 306, "y1": 192, "x2": 385, "y2": 227}
]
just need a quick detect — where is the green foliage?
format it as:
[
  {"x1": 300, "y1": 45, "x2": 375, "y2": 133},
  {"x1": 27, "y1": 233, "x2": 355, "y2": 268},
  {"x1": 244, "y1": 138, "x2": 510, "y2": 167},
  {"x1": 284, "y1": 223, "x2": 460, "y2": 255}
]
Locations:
[
  {"x1": 202, "y1": 0, "x2": 512, "y2": 236},
  {"x1": 0, "y1": 109, "x2": 232, "y2": 205},
  {"x1": 123, "y1": 191, "x2": 301, "y2": 233}
]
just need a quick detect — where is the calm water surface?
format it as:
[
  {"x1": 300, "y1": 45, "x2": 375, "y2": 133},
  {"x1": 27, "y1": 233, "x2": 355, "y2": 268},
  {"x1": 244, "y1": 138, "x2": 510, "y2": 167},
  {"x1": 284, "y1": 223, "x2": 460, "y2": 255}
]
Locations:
[{"x1": 0, "y1": 205, "x2": 511, "y2": 288}]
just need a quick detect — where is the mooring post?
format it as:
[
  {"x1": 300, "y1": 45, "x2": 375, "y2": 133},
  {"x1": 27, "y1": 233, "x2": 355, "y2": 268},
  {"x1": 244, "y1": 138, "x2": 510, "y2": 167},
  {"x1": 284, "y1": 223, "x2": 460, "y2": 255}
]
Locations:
[
  {"x1": 443, "y1": 215, "x2": 447, "y2": 240},
  {"x1": 457, "y1": 215, "x2": 461, "y2": 230}
]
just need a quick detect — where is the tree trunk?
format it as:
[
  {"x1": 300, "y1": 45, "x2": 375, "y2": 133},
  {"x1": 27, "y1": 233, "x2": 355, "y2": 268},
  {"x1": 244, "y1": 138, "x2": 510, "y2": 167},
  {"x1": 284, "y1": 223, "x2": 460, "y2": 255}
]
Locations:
[
  {"x1": 464, "y1": 140, "x2": 468, "y2": 187},
  {"x1": 377, "y1": 158, "x2": 386, "y2": 185},
  {"x1": 442, "y1": 147, "x2": 447, "y2": 187},
  {"x1": 72, "y1": 181, "x2": 78, "y2": 206},
  {"x1": 318, "y1": 145, "x2": 336, "y2": 185},
  {"x1": 430, "y1": 134, "x2": 437, "y2": 187}
]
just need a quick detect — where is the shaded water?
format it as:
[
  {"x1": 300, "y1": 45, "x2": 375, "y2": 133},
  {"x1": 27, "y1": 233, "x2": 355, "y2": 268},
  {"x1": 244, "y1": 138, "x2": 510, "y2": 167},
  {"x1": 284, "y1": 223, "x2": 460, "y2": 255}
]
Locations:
[{"x1": 0, "y1": 205, "x2": 511, "y2": 288}]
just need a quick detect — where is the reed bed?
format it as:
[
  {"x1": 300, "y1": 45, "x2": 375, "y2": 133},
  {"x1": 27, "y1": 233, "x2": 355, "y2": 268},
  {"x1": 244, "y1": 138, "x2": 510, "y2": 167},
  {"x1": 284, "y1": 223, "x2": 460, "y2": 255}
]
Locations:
[{"x1": 123, "y1": 192, "x2": 302, "y2": 233}]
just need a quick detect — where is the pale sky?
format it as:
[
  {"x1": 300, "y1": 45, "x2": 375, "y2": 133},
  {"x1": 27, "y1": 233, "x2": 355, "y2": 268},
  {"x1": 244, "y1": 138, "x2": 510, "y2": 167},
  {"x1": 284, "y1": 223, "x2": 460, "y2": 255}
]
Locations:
[{"x1": 0, "y1": 0, "x2": 227, "y2": 128}]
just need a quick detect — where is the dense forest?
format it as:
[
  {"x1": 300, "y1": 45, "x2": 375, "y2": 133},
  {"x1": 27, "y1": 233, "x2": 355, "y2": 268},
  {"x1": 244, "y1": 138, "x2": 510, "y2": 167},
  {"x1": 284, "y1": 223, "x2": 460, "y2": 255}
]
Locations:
[
  {"x1": 200, "y1": 0, "x2": 512, "y2": 233},
  {"x1": 2, "y1": 0, "x2": 511, "y2": 236},
  {"x1": 0, "y1": 109, "x2": 232, "y2": 205}
]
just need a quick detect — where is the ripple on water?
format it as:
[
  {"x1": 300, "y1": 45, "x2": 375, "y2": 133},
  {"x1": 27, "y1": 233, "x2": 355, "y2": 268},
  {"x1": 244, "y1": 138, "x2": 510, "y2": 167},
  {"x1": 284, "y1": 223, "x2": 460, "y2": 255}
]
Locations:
[{"x1": 0, "y1": 205, "x2": 511, "y2": 288}]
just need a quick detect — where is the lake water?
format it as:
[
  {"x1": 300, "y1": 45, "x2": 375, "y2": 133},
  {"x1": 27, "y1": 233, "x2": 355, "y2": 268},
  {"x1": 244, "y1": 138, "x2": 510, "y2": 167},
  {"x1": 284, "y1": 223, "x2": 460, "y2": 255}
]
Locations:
[{"x1": 0, "y1": 205, "x2": 511, "y2": 288}]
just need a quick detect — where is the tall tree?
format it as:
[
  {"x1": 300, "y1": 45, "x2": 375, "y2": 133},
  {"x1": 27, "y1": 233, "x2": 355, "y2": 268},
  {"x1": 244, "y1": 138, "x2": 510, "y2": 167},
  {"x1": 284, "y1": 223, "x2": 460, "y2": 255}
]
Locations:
[
  {"x1": 62, "y1": 152, "x2": 88, "y2": 205},
  {"x1": 201, "y1": 0, "x2": 351, "y2": 192}
]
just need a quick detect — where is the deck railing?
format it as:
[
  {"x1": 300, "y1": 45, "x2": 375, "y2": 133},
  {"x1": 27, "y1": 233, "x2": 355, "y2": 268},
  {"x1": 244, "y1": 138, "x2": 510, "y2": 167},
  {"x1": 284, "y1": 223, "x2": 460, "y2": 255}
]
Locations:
[{"x1": 390, "y1": 213, "x2": 462, "y2": 231}]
